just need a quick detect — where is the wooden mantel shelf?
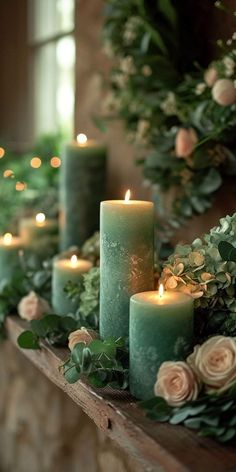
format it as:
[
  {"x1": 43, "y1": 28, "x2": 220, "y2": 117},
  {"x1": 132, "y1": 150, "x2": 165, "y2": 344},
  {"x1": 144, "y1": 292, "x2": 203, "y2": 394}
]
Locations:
[{"x1": 5, "y1": 316, "x2": 236, "y2": 472}]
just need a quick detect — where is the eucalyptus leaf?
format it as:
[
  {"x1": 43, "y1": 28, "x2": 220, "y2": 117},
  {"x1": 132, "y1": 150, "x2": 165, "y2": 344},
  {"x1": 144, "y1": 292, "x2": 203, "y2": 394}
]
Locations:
[{"x1": 17, "y1": 330, "x2": 40, "y2": 349}]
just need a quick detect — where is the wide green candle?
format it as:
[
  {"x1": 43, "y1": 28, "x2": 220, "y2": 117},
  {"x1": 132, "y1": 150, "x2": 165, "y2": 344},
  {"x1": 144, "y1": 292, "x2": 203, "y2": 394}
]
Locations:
[
  {"x1": 52, "y1": 255, "x2": 92, "y2": 316},
  {"x1": 0, "y1": 233, "x2": 22, "y2": 282},
  {"x1": 100, "y1": 195, "x2": 154, "y2": 339},
  {"x1": 60, "y1": 134, "x2": 107, "y2": 250},
  {"x1": 129, "y1": 288, "x2": 194, "y2": 400},
  {"x1": 19, "y1": 213, "x2": 58, "y2": 253}
]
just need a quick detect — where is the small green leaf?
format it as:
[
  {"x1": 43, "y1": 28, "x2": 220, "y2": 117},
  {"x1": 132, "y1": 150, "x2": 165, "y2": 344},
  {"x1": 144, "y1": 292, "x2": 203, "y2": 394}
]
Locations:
[
  {"x1": 64, "y1": 365, "x2": 81, "y2": 384},
  {"x1": 17, "y1": 330, "x2": 40, "y2": 349}
]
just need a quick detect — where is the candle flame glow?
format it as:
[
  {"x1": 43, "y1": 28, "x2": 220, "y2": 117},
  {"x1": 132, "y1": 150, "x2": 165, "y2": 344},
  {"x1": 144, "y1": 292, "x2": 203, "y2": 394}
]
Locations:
[
  {"x1": 124, "y1": 189, "x2": 131, "y2": 202},
  {"x1": 71, "y1": 255, "x2": 78, "y2": 267},
  {"x1": 77, "y1": 133, "x2": 88, "y2": 145},
  {"x1": 159, "y1": 283, "x2": 164, "y2": 298},
  {"x1": 3, "y1": 233, "x2": 12, "y2": 245},
  {"x1": 36, "y1": 213, "x2": 46, "y2": 224}
]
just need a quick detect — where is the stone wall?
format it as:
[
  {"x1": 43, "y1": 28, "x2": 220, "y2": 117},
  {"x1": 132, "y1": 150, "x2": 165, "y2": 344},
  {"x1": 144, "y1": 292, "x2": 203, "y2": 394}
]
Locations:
[{"x1": 0, "y1": 341, "x2": 144, "y2": 472}]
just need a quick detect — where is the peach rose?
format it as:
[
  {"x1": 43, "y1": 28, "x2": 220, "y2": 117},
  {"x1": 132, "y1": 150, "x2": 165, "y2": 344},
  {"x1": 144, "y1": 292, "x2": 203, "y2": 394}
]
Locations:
[
  {"x1": 68, "y1": 327, "x2": 98, "y2": 351},
  {"x1": 187, "y1": 336, "x2": 236, "y2": 392},
  {"x1": 204, "y1": 67, "x2": 218, "y2": 87},
  {"x1": 175, "y1": 128, "x2": 198, "y2": 158},
  {"x1": 18, "y1": 291, "x2": 51, "y2": 321},
  {"x1": 154, "y1": 361, "x2": 199, "y2": 407},
  {"x1": 212, "y1": 79, "x2": 236, "y2": 106}
]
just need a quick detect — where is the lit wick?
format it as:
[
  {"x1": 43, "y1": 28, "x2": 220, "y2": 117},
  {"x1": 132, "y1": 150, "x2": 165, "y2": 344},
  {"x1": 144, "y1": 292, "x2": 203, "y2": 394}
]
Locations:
[
  {"x1": 77, "y1": 133, "x2": 88, "y2": 146},
  {"x1": 159, "y1": 283, "x2": 164, "y2": 298},
  {"x1": 124, "y1": 189, "x2": 131, "y2": 203},
  {"x1": 3, "y1": 233, "x2": 12, "y2": 245},
  {"x1": 70, "y1": 255, "x2": 78, "y2": 267},
  {"x1": 36, "y1": 213, "x2": 46, "y2": 226}
]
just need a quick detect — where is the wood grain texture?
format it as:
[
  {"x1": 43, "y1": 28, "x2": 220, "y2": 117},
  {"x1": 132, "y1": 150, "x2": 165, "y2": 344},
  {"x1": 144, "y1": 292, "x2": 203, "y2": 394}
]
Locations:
[{"x1": 6, "y1": 315, "x2": 236, "y2": 472}]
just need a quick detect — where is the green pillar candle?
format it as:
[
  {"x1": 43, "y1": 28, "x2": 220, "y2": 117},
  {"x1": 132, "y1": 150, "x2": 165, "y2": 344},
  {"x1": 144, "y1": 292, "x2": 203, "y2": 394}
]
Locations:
[
  {"x1": 0, "y1": 233, "x2": 22, "y2": 282},
  {"x1": 60, "y1": 134, "x2": 107, "y2": 250},
  {"x1": 52, "y1": 255, "x2": 92, "y2": 316},
  {"x1": 100, "y1": 195, "x2": 154, "y2": 340},
  {"x1": 129, "y1": 288, "x2": 194, "y2": 400},
  {"x1": 19, "y1": 213, "x2": 58, "y2": 253}
]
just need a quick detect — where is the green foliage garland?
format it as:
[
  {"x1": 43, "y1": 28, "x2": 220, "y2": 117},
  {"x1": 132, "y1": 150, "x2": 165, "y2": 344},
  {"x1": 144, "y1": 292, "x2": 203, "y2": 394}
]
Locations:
[
  {"x1": 102, "y1": 1, "x2": 236, "y2": 239},
  {"x1": 141, "y1": 384, "x2": 236, "y2": 443},
  {"x1": 161, "y1": 213, "x2": 236, "y2": 339}
]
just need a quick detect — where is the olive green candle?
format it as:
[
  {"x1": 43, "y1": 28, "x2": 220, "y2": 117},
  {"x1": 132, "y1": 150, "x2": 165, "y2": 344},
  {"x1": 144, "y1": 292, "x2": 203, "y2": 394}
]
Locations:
[
  {"x1": 52, "y1": 255, "x2": 92, "y2": 316},
  {"x1": 129, "y1": 288, "x2": 194, "y2": 400},
  {"x1": 0, "y1": 233, "x2": 22, "y2": 282},
  {"x1": 100, "y1": 196, "x2": 154, "y2": 340},
  {"x1": 60, "y1": 134, "x2": 107, "y2": 250}
]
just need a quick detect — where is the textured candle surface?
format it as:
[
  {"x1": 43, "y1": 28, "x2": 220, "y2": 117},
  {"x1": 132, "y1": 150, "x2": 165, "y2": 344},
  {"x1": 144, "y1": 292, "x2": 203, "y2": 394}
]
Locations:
[
  {"x1": 60, "y1": 141, "x2": 107, "y2": 250},
  {"x1": 129, "y1": 291, "x2": 194, "y2": 400},
  {"x1": 0, "y1": 237, "x2": 22, "y2": 282},
  {"x1": 100, "y1": 200, "x2": 154, "y2": 339},
  {"x1": 52, "y1": 258, "x2": 92, "y2": 316}
]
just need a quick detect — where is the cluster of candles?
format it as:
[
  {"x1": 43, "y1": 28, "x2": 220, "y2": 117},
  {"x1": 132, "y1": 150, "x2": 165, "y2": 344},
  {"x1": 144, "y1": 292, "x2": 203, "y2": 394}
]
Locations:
[{"x1": 0, "y1": 134, "x2": 194, "y2": 400}]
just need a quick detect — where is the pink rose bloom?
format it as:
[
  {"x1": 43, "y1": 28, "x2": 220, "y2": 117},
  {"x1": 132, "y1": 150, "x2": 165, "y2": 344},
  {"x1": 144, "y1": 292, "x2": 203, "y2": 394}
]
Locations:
[
  {"x1": 68, "y1": 327, "x2": 98, "y2": 351},
  {"x1": 212, "y1": 79, "x2": 236, "y2": 106},
  {"x1": 204, "y1": 67, "x2": 218, "y2": 87},
  {"x1": 175, "y1": 128, "x2": 198, "y2": 158},
  {"x1": 18, "y1": 291, "x2": 51, "y2": 321},
  {"x1": 187, "y1": 336, "x2": 236, "y2": 392},
  {"x1": 154, "y1": 361, "x2": 199, "y2": 407}
]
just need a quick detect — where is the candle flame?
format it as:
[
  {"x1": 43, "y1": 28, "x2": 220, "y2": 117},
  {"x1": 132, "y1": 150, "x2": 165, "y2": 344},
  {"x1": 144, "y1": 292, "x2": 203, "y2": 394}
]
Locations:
[
  {"x1": 36, "y1": 213, "x2": 46, "y2": 224},
  {"x1": 77, "y1": 133, "x2": 87, "y2": 145},
  {"x1": 159, "y1": 283, "x2": 164, "y2": 298},
  {"x1": 3, "y1": 233, "x2": 12, "y2": 245},
  {"x1": 124, "y1": 189, "x2": 131, "y2": 203},
  {"x1": 71, "y1": 255, "x2": 78, "y2": 267}
]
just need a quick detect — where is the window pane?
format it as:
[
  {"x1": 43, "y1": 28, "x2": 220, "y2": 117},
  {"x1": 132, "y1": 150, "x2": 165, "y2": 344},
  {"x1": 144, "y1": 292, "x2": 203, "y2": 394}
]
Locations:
[
  {"x1": 29, "y1": 0, "x2": 75, "y2": 42},
  {"x1": 34, "y1": 35, "x2": 75, "y2": 137}
]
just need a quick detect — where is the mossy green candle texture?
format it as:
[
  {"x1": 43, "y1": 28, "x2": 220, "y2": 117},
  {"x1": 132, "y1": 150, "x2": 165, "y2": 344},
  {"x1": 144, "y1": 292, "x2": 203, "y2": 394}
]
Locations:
[
  {"x1": 0, "y1": 233, "x2": 22, "y2": 282},
  {"x1": 52, "y1": 255, "x2": 92, "y2": 316},
  {"x1": 129, "y1": 288, "x2": 194, "y2": 400},
  {"x1": 100, "y1": 196, "x2": 155, "y2": 339},
  {"x1": 60, "y1": 135, "x2": 106, "y2": 250}
]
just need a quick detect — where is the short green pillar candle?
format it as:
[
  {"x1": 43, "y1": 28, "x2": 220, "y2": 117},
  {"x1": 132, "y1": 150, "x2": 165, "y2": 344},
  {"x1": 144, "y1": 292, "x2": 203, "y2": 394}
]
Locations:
[
  {"x1": 100, "y1": 195, "x2": 155, "y2": 340},
  {"x1": 52, "y1": 255, "x2": 92, "y2": 316},
  {"x1": 60, "y1": 134, "x2": 107, "y2": 250},
  {"x1": 19, "y1": 213, "x2": 58, "y2": 253},
  {"x1": 0, "y1": 233, "x2": 22, "y2": 282},
  {"x1": 129, "y1": 288, "x2": 194, "y2": 400}
]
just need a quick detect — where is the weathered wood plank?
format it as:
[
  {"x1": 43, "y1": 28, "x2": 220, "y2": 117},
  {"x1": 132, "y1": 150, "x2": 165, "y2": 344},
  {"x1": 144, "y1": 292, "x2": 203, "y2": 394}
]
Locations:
[{"x1": 5, "y1": 315, "x2": 236, "y2": 472}]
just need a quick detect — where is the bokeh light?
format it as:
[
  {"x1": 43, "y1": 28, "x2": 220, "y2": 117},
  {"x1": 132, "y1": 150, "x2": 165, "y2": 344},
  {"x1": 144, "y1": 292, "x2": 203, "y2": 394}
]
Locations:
[
  {"x1": 3, "y1": 169, "x2": 14, "y2": 178},
  {"x1": 0, "y1": 147, "x2": 5, "y2": 158},
  {"x1": 50, "y1": 156, "x2": 61, "y2": 168},
  {"x1": 15, "y1": 181, "x2": 27, "y2": 191},
  {"x1": 30, "y1": 157, "x2": 42, "y2": 168}
]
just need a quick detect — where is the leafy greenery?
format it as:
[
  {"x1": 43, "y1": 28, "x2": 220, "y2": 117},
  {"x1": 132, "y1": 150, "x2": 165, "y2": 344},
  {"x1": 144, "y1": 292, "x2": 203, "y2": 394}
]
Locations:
[
  {"x1": 218, "y1": 241, "x2": 236, "y2": 262},
  {"x1": 63, "y1": 336, "x2": 129, "y2": 389},
  {"x1": 161, "y1": 213, "x2": 236, "y2": 340},
  {"x1": 17, "y1": 314, "x2": 78, "y2": 349},
  {"x1": 64, "y1": 267, "x2": 100, "y2": 330},
  {"x1": 141, "y1": 384, "x2": 236, "y2": 443},
  {"x1": 102, "y1": 1, "x2": 236, "y2": 240},
  {"x1": 0, "y1": 253, "x2": 52, "y2": 339},
  {"x1": 0, "y1": 133, "x2": 61, "y2": 233}
]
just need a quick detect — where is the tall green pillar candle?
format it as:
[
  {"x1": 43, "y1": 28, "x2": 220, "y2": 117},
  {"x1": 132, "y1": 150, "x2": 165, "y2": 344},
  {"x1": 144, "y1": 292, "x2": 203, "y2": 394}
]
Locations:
[
  {"x1": 19, "y1": 213, "x2": 58, "y2": 253},
  {"x1": 60, "y1": 134, "x2": 107, "y2": 250},
  {"x1": 0, "y1": 233, "x2": 22, "y2": 282},
  {"x1": 100, "y1": 195, "x2": 154, "y2": 339},
  {"x1": 52, "y1": 255, "x2": 92, "y2": 316},
  {"x1": 129, "y1": 287, "x2": 194, "y2": 400}
]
